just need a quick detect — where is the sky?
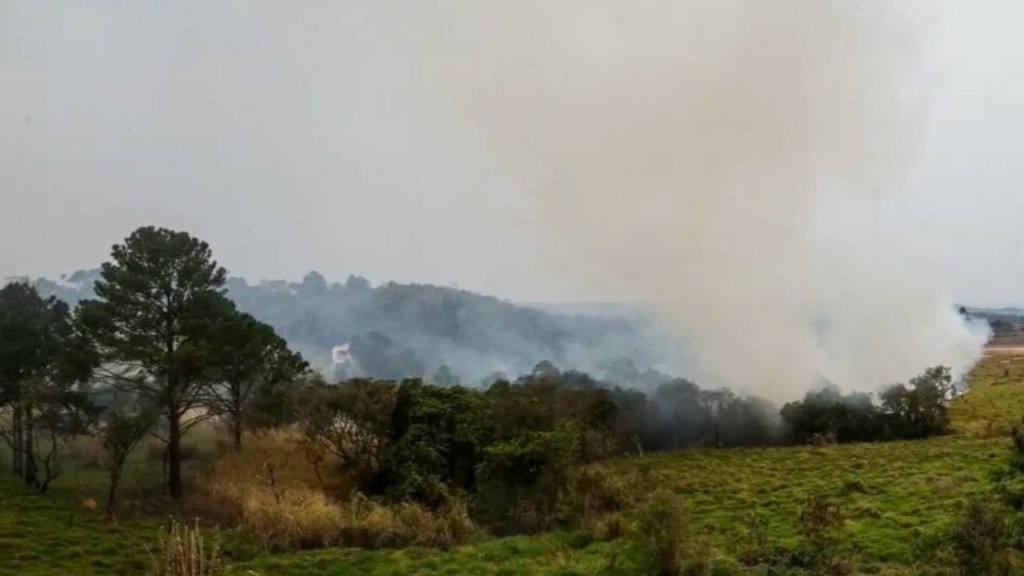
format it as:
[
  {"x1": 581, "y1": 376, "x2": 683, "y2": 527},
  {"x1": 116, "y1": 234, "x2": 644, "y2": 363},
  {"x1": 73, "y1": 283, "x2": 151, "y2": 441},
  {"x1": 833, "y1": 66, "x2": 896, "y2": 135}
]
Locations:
[{"x1": 1, "y1": 1, "x2": 1022, "y2": 306}]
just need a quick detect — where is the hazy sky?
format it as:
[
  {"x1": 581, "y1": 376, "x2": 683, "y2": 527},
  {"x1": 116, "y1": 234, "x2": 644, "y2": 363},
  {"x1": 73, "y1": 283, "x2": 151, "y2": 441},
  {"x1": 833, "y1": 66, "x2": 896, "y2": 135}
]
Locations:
[{"x1": 1, "y1": 2, "x2": 1022, "y2": 305}]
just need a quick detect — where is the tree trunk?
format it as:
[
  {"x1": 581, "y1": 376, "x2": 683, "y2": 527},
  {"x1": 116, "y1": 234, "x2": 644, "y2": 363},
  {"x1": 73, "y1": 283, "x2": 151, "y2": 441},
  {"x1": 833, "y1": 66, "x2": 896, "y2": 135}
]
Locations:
[
  {"x1": 11, "y1": 403, "x2": 22, "y2": 476},
  {"x1": 232, "y1": 415, "x2": 243, "y2": 451},
  {"x1": 167, "y1": 409, "x2": 183, "y2": 500},
  {"x1": 105, "y1": 467, "x2": 122, "y2": 522},
  {"x1": 38, "y1": 472, "x2": 51, "y2": 493},
  {"x1": 23, "y1": 404, "x2": 38, "y2": 488}
]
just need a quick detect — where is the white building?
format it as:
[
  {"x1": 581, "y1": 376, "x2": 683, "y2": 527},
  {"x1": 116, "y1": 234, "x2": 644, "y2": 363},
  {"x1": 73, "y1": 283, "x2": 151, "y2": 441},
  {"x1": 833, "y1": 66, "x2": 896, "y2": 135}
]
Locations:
[{"x1": 331, "y1": 343, "x2": 353, "y2": 366}]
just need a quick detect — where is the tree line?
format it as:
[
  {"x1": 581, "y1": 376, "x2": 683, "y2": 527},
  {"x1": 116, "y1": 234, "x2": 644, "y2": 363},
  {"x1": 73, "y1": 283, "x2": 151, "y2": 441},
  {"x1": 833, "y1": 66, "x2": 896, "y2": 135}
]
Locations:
[
  {"x1": 781, "y1": 366, "x2": 954, "y2": 444},
  {"x1": 0, "y1": 227, "x2": 307, "y2": 515},
  {"x1": 0, "y1": 226, "x2": 954, "y2": 523},
  {"x1": 30, "y1": 263, "x2": 645, "y2": 386}
]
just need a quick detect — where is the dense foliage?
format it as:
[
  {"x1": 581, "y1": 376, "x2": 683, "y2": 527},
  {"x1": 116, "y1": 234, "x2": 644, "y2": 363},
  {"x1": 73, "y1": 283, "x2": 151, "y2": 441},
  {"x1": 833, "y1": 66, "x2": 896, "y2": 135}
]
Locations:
[
  {"x1": 287, "y1": 363, "x2": 958, "y2": 538},
  {"x1": 0, "y1": 281, "x2": 97, "y2": 492},
  {"x1": 781, "y1": 366, "x2": 954, "y2": 445}
]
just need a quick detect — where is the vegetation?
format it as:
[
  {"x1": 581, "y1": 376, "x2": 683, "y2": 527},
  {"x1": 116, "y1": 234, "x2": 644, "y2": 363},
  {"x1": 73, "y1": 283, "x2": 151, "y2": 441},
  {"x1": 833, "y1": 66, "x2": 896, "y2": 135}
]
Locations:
[
  {"x1": 33, "y1": 267, "x2": 645, "y2": 385},
  {"x1": 149, "y1": 519, "x2": 223, "y2": 576},
  {"x1": 0, "y1": 281, "x2": 96, "y2": 493},
  {"x1": 76, "y1": 227, "x2": 237, "y2": 499},
  {"x1": 781, "y1": 366, "x2": 954, "y2": 445},
  {"x1": 948, "y1": 498, "x2": 1018, "y2": 576},
  {"x1": 5, "y1": 225, "x2": 1024, "y2": 576},
  {"x1": 99, "y1": 408, "x2": 155, "y2": 522}
]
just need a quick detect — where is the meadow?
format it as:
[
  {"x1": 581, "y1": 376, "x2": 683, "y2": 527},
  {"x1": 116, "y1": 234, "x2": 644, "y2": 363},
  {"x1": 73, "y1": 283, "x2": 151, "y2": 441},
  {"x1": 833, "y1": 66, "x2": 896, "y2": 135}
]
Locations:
[{"x1": 2, "y1": 352, "x2": 1022, "y2": 575}]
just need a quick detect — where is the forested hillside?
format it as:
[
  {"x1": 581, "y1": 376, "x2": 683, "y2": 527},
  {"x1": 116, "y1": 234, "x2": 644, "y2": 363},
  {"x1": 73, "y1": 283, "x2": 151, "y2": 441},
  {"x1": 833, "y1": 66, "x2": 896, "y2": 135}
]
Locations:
[{"x1": 27, "y1": 269, "x2": 666, "y2": 384}]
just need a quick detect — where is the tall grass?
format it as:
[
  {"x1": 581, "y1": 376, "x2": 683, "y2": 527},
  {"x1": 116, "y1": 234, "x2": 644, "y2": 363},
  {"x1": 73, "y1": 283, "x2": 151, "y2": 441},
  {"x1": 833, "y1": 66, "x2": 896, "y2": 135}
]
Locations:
[
  {"x1": 149, "y1": 519, "x2": 222, "y2": 576},
  {"x1": 197, "y1": 429, "x2": 477, "y2": 551}
]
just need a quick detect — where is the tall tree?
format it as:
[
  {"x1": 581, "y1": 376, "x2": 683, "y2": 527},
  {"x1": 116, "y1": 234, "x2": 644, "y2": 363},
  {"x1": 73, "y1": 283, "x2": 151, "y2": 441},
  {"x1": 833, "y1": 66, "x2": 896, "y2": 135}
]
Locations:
[
  {"x1": 77, "y1": 226, "x2": 227, "y2": 499},
  {"x1": 0, "y1": 282, "x2": 75, "y2": 483},
  {"x1": 206, "y1": 311, "x2": 307, "y2": 450}
]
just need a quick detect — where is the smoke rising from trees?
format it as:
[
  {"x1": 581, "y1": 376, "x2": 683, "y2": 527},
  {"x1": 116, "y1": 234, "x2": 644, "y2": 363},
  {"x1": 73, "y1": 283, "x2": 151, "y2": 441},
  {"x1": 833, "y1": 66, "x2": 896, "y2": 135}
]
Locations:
[
  {"x1": 0, "y1": 2, "x2": 994, "y2": 399},
  {"x1": 395, "y1": 1, "x2": 989, "y2": 397}
]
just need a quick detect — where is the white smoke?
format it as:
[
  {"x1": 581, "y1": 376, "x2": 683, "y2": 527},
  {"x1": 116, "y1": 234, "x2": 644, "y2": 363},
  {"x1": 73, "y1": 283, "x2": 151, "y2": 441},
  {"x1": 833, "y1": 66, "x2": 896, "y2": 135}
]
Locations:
[{"x1": 394, "y1": 1, "x2": 988, "y2": 398}]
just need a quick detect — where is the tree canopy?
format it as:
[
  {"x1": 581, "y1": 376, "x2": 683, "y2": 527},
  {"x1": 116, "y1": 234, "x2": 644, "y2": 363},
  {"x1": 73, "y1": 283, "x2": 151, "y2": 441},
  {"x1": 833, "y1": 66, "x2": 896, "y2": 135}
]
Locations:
[{"x1": 77, "y1": 226, "x2": 230, "y2": 499}]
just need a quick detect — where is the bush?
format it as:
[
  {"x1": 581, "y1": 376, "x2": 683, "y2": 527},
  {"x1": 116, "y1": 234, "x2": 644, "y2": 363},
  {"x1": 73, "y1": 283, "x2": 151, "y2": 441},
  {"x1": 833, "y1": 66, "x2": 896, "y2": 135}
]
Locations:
[
  {"x1": 737, "y1": 508, "x2": 787, "y2": 568},
  {"x1": 474, "y1": 423, "x2": 592, "y2": 534},
  {"x1": 196, "y1": 431, "x2": 476, "y2": 551},
  {"x1": 566, "y1": 463, "x2": 649, "y2": 544},
  {"x1": 230, "y1": 487, "x2": 476, "y2": 551},
  {"x1": 796, "y1": 495, "x2": 848, "y2": 575},
  {"x1": 632, "y1": 489, "x2": 695, "y2": 576},
  {"x1": 950, "y1": 498, "x2": 1017, "y2": 576},
  {"x1": 148, "y1": 519, "x2": 222, "y2": 576}
]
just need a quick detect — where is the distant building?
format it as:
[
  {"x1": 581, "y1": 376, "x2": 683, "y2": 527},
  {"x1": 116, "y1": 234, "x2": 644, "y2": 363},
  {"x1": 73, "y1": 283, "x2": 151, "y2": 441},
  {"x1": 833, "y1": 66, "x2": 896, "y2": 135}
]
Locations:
[{"x1": 331, "y1": 343, "x2": 353, "y2": 366}]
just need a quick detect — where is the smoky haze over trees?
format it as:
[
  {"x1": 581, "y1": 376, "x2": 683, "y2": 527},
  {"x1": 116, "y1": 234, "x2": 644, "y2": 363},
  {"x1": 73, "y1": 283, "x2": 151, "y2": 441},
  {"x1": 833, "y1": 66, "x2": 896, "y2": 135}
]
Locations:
[
  {"x1": 410, "y1": 2, "x2": 992, "y2": 398},
  {"x1": 32, "y1": 268, "x2": 675, "y2": 388}
]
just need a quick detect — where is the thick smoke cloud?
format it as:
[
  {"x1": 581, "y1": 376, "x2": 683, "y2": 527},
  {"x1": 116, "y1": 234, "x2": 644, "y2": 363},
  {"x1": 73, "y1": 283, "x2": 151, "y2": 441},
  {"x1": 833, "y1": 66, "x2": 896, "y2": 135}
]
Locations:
[
  {"x1": 395, "y1": 1, "x2": 989, "y2": 397},
  {"x1": 1, "y1": 2, "x2": 992, "y2": 399}
]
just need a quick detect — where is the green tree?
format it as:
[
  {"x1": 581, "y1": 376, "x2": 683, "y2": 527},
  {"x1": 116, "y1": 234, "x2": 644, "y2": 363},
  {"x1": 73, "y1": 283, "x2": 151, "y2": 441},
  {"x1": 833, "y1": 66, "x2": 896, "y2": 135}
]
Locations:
[
  {"x1": 475, "y1": 423, "x2": 581, "y2": 534},
  {"x1": 0, "y1": 282, "x2": 78, "y2": 485},
  {"x1": 879, "y1": 366, "x2": 952, "y2": 440},
  {"x1": 299, "y1": 378, "x2": 398, "y2": 489},
  {"x1": 21, "y1": 376, "x2": 98, "y2": 493},
  {"x1": 100, "y1": 407, "x2": 156, "y2": 522},
  {"x1": 206, "y1": 312, "x2": 307, "y2": 450},
  {"x1": 376, "y1": 380, "x2": 489, "y2": 505},
  {"x1": 77, "y1": 226, "x2": 228, "y2": 499}
]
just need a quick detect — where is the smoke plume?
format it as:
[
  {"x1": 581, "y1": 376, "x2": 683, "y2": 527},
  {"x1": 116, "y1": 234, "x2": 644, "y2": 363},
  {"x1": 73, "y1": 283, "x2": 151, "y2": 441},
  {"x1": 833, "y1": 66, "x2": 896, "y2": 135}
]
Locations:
[{"x1": 400, "y1": 1, "x2": 988, "y2": 397}]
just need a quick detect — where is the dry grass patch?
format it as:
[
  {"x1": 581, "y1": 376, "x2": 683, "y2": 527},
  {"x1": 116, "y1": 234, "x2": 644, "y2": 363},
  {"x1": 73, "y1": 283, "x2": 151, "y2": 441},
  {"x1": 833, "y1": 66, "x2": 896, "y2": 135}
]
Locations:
[
  {"x1": 149, "y1": 519, "x2": 223, "y2": 576},
  {"x1": 198, "y1": 429, "x2": 478, "y2": 552}
]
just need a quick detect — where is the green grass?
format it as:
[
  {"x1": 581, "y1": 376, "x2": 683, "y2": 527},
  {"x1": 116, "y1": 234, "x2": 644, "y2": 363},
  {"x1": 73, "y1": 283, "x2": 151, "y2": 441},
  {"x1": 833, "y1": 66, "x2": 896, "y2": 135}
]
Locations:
[
  {"x1": 623, "y1": 436, "x2": 1004, "y2": 564},
  {"x1": 227, "y1": 535, "x2": 631, "y2": 576},
  {"x1": 949, "y1": 351, "x2": 1024, "y2": 436},
  {"x1": 3, "y1": 354, "x2": 1024, "y2": 575},
  {"x1": 0, "y1": 473, "x2": 161, "y2": 575}
]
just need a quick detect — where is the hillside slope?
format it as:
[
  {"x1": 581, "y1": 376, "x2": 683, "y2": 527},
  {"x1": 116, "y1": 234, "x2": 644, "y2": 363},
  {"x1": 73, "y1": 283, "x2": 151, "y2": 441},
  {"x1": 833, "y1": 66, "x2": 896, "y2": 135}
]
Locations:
[{"x1": 29, "y1": 270, "x2": 672, "y2": 384}]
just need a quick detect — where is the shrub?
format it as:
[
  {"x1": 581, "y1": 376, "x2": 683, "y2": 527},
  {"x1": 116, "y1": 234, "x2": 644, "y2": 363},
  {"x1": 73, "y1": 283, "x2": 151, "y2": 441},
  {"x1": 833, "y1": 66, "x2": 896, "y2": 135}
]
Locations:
[
  {"x1": 475, "y1": 424, "x2": 583, "y2": 534},
  {"x1": 796, "y1": 495, "x2": 849, "y2": 575},
  {"x1": 633, "y1": 489, "x2": 690, "y2": 576},
  {"x1": 950, "y1": 498, "x2": 1017, "y2": 576},
  {"x1": 148, "y1": 519, "x2": 222, "y2": 576},
  {"x1": 737, "y1": 508, "x2": 782, "y2": 567},
  {"x1": 564, "y1": 463, "x2": 649, "y2": 544},
  {"x1": 196, "y1": 431, "x2": 476, "y2": 551},
  {"x1": 234, "y1": 487, "x2": 476, "y2": 551}
]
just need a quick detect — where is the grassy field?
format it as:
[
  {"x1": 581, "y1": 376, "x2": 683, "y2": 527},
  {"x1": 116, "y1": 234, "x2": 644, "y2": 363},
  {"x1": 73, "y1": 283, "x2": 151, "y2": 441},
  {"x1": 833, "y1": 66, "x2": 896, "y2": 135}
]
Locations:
[
  {"x1": 0, "y1": 484, "x2": 161, "y2": 575},
  {"x1": 949, "y1": 349, "x2": 1024, "y2": 436},
  {"x1": 3, "y1": 353, "x2": 1024, "y2": 575},
  {"x1": 631, "y1": 436, "x2": 1003, "y2": 564}
]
